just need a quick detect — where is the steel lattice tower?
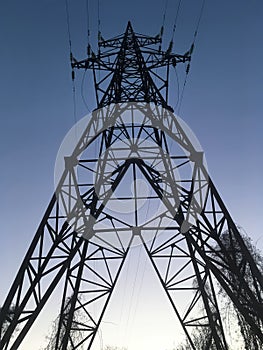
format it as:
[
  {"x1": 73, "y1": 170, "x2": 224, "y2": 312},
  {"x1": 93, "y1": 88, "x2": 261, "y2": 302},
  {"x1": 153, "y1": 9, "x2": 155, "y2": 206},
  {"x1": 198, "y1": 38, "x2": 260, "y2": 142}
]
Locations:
[{"x1": 0, "y1": 22, "x2": 262, "y2": 350}]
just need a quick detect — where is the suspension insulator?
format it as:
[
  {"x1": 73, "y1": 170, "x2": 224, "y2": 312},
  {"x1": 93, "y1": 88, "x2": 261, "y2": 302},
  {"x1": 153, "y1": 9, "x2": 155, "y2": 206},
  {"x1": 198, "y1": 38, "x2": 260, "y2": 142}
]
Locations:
[
  {"x1": 87, "y1": 44, "x2": 91, "y2": 57},
  {"x1": 160, "y1": 25, "x2": 164, "y2": 37},
  {"x1": 189, "y1": 43, "x2": 194, "y2": 55}
]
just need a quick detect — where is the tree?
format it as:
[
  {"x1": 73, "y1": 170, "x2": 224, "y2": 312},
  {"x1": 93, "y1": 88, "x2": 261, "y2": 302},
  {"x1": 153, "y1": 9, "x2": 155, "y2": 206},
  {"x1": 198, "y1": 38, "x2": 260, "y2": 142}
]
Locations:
[
  {"x1": 176, "y1": 228, "x2": 263, "y2": 350},
  {"x1": 212, "y1": 228, "x2": 263, "y2": 350},
  {"x1": 0, "y1": 305, "x2": 18, "y2": 338},
  {"x1": 175, "y1": 326, "x2": 219, "y2": 350},
  {"x1": 41, "y1": 296, "x2": 85, "y2": 350}
]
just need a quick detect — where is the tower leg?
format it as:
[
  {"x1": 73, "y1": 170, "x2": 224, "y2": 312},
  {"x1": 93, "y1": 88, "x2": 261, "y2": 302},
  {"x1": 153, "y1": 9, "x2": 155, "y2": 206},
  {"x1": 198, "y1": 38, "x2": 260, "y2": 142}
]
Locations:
[{"x1": 54, "y1": 239, "x2": 128, "y2": 350}]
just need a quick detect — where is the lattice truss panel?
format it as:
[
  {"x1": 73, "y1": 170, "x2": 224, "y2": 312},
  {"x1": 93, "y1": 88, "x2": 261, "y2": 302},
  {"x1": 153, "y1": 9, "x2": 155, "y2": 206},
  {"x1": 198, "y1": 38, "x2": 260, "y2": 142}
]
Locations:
[{"x1": 0, "y1": 103, "x2": 262, "y2": 350}]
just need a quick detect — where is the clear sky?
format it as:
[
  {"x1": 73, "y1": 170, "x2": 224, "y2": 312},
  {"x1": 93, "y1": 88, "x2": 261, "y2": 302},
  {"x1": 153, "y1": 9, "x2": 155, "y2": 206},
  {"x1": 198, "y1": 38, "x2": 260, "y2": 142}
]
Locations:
[{"x1": 0, "y1": 1, "x2": 263, "y2": 349}]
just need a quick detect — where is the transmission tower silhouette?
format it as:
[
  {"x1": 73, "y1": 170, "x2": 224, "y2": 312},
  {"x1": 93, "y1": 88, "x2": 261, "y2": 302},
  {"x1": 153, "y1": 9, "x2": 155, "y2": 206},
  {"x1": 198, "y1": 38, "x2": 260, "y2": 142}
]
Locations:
[{"x1": 0, "y1": 22, "x2": 262, "y2": 350}]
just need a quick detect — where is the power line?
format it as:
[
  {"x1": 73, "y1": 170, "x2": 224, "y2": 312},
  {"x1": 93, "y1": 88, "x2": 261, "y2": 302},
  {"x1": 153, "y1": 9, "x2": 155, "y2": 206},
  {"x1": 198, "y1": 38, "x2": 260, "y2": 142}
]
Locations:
[
  {"x1": 81, "y1": 69, "x2": 91, "y2": 112},
  {"x1": 161, "y1": 0, "x2": 169, "y2": 36},
  {"x1": 176, "y1": 0, "x2": 206, "y2": 114},
  {"x1": 64, "y1": 0, "x2": 78, "y2": 128},
  {"x1": 98, "y1": 0, "x2": 101, "y2": 49},
  {"x1": 129, "y1": 252, "x2": 147, "y2": 334},
  {"x1": 64, "y1": 0, "x2": 72, "y2": 52},
  {"x1": 124, "y1": 245, "x2": 142, "y2": 345},
  {"x1": 194, "y1": 0, "x2": 206, "y2": 42},
  {"x1": 171, "y1": 0, "x2": 182, "y2": 42},
  {"x1": 177, "y1": 65, "x2": 188, "y2": 115},
  {"x1": 86, "y1": 0, "x2": 91, "y2": 56},
  {"x1": 86, "y1": 0, "x2": 90, "y2": 44},
  {"x1": 173, "y1": 66, "x2": 180, "y2": 112}
]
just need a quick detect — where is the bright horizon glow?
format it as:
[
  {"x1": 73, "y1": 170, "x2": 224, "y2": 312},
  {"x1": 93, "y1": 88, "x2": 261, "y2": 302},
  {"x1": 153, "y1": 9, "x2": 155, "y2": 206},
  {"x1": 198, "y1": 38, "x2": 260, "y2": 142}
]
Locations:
[{"x1": 18, "y1": 244, "x2": 244, "y2": 350}]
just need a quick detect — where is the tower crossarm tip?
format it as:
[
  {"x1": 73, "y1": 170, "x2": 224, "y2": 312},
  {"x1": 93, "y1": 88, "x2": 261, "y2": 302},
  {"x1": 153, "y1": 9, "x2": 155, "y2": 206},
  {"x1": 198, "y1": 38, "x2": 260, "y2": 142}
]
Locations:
[
  {"x1": 71, "y1": 54, "x2": 115, "y2": 71},
  {"x1": 141, "y1": 51, "x2": 190, "y2": 70}
]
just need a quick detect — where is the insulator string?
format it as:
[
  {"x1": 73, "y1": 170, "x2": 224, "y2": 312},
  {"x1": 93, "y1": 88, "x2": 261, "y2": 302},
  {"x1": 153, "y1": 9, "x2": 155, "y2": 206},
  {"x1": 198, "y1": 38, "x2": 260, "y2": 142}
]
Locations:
[
  {"x1": 64, "y1": 0, "x2": 78, "y2": 130},
  {"x1": 65, "y1": 0, "x2": 72, "y2": 52},
  {"x1": 161, "y1": 0, "x2": 169, "y2": 33},
  {"x1": 176, "y1": 0, "x2": 206, "y2": 114},
  {"x1": 171, "y1": 0, "x2": 182, "y2": 43},
  {"x1": 86, "y1": 0, "x2": 91, "y2": 55}
]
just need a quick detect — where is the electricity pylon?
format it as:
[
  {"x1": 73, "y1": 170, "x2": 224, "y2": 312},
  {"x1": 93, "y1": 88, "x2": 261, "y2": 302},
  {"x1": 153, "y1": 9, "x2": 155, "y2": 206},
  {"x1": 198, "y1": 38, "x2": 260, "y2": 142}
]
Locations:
[{"x1": 0, "y1": 22, "x2": 262, "y2": 350}]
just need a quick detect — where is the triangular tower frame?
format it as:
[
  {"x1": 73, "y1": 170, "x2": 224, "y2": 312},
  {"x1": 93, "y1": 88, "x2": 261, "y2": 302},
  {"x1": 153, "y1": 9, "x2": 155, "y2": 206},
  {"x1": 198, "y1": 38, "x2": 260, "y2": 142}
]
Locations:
[{"x1": 0, "y1": 23, "x2": 262, "y2": 350}]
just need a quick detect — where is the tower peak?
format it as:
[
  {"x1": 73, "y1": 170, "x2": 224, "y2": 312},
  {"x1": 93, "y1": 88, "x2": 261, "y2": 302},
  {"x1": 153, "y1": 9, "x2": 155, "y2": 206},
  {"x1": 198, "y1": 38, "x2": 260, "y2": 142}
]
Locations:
[{"x1": 72, "y1": 23, "x2": 191, "y2": 111}]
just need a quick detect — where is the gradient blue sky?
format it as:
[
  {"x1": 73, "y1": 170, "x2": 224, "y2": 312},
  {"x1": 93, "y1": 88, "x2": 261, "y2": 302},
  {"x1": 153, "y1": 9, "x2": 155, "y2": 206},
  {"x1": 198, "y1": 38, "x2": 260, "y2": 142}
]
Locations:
[{"x1": 0, "y1": 1, "x2": 263, "y2": 349}]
